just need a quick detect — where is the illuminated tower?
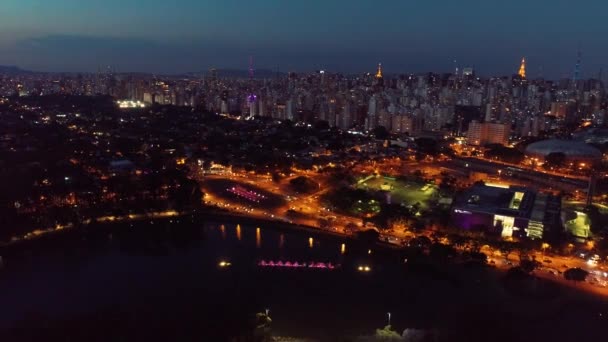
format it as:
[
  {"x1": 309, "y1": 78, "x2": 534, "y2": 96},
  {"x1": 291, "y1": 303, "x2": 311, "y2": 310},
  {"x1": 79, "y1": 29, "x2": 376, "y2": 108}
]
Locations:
[
  {"x1": 249, "y1": 55, "x2": 254, "y2": 80},
  {"x1": 518, "y1": 57, "x2": 526, "y2": 78},
  {"x1": 375, "y1": 63, "x2": 383, "y2": 78}
]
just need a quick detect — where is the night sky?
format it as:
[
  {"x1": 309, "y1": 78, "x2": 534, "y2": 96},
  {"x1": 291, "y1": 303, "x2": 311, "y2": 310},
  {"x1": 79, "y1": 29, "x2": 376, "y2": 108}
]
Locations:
[{"x1": 1, "y1": 0, "x2": 607, "y2": 78}]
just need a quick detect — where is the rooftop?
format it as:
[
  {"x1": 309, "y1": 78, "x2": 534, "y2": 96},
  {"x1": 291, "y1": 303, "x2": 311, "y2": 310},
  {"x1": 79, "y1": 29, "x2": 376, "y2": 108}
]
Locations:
[
  {"x1": 525, "y1": 139, "x2": 602, "y2": 159},
  {"x1": 453, "y1": 184, "x2": 536, "y2": 217}
]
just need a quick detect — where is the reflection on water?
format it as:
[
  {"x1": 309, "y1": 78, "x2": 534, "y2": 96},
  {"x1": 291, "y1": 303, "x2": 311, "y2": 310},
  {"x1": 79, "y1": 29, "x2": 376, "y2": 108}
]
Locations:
[
  {"x1": 0, "y1": 219, "x2": 361, "y2": 340},
  {"x1": 236, "y1": 224, "x2": 242, "y2": 241},
  {"x1": 0, "y1": 219, "x2": 605, "y2": 342},
  {"x1": 256, "y1": 227, "x2": 261, "y2": 248}
]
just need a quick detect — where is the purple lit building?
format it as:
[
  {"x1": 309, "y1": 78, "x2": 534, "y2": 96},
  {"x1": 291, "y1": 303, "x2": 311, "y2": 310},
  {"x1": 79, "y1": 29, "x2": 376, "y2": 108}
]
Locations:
[{"x1": 451, "y1": 184, "x2": 561, "y2": 240}]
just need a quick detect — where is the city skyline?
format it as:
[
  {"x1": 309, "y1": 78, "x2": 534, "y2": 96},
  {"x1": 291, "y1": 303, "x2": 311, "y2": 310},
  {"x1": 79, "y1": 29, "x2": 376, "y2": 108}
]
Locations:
[
  {"x1": 3, "y1": 2, "x2": 608, "y2": 340},
  {"x1": 1, "y1": 0, "x2": 608, "y2": 78}
]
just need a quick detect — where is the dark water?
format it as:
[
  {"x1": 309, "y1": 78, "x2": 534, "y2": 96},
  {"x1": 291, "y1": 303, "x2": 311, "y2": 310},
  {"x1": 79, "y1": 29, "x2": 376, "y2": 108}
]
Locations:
[{"x1": 0, "y1": 219, "x2": 607, "y2": 341}]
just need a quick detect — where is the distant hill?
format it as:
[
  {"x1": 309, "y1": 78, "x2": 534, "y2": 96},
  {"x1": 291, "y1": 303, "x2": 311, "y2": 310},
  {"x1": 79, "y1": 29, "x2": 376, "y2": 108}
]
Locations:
[
  {"x1": 186, "y1": 68, "x2": 285, "y2": 79},
  {"x1": 0, "y1": 65, "x2": 34, "y2": 75},
  {"x1": 0, "y1": 65, "x2": 286, "y2": 78}
]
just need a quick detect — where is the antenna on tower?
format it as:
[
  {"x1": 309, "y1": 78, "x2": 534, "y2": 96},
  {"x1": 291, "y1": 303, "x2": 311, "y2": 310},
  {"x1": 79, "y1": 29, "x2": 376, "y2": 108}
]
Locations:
[
  {"x1": 249, "y1": 56, "x2": 254, "y2": 80},
  {"x1": 246, "y1": 55, "x2": 257, "y2": 106},
  {"x1": 574, "y1": 44, "x2": 581, "y2": 83}
]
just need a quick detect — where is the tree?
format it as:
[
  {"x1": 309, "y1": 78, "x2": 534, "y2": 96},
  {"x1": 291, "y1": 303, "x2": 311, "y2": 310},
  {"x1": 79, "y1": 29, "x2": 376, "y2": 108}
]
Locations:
[
  {"x1": 484, "y1": 146, "x2": 525, "y2": 164},
  {"x1": 373, "y1": 126, "x2": 390, "y2": 140},
  {"x1": 564, "y1": 267, "x2": 589, "y2": 282},
  {"x1": 252, "y1": 312, "x2": 272, "y2": 342},
  {"x1": 414, "y1": 137, "x2": 439, "y2": 156},
  {"x1": 412, "y1": 219, "x2": 425, "y2": 232},
  {"x1": 410, "y1": 236, "x2": 432, "y2": 249},
  {"x1": 356, "y1": 229, "x2": 380, "y2": 245},
  {"x1": 374, "y1": 325, "x2": 401, "y2": 340},
  {"x1": 289, "y1": 176, "x2": 319, "y2": 193},
  {"x1": 544, "y1": 152, "x2": 566, "y2": 168},
  {"x1": 468, "y1": 251, "x2": 488, "y2": 264},
  {"x1": 430, "y1": 242, "x2": 457, "y2": 262},
  {"x1": 313, "y1": 120, "x2": 330, "y2": 131},
  {"x1": 499, "y1": 241, "x2": 516, "y2": 260},
  {"x1": 271, "y1": 172, "x2": 282, "y2": 183},
  {"x1": 519, "y1": 259, "x2": 540, "y2": 274}
]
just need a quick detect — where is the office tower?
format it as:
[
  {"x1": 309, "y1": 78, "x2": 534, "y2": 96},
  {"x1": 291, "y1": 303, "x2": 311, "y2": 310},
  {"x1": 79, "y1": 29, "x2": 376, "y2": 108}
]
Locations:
[
  {"x1": 286, "y1": 98, "x2": 295, "y2": 121},
  {"x1": 366, "y1": 96, "x2": 378, "y2": 130},
  {"x1": 573, "y1": 47, "x2": 582, "y2": 84},
  {"x1": 338, "y1": 101, "x2": 353, "y2": 130}
]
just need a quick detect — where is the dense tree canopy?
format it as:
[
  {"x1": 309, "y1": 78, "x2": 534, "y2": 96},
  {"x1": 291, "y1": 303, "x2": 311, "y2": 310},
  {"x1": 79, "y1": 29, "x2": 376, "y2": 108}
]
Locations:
[
  {"x1": 544, "y1": 152, "x2": 566, "y2": 168},
  {"x1": 484, "y1": 145, "x2": 525, "y2": 164}
]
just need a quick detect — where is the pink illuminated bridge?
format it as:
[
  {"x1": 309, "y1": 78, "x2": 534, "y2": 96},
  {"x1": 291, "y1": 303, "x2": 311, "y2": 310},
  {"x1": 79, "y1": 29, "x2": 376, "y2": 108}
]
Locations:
[{"x1": 258, "y1": 260, "x2": 339, "y2": 270}]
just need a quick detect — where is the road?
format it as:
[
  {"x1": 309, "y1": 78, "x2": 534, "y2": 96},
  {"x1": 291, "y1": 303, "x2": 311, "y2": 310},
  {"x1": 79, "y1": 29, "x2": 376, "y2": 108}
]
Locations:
[
  {"x1": 12, "y1": 165, "x2": 604, "y2": 298},
  {"x1": 201, "y1": 171, "x2": 362, "y2": 233}
]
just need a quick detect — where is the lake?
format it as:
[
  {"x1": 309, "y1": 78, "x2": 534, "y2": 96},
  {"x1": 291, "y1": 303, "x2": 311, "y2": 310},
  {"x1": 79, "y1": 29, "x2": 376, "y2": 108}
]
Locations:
[{"x1": 0, "y1": 217, "x2": 606, "y2": 341}]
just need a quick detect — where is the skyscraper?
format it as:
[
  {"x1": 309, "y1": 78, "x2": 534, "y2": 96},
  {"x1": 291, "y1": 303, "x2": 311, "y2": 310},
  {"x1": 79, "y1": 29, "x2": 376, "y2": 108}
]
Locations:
[
  {"x1": 245, "y1": 56, "x2": 257, "y2": 118},
  {"x1": 366, "y1": 96, "x2": 378, "y2": 130},
  {"x1": 573, "y1": 47, "x2": 582, "y2": 89}
]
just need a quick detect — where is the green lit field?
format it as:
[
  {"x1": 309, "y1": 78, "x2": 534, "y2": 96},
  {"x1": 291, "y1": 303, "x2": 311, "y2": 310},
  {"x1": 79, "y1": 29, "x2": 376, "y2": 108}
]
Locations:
[
  {"x1": 355, "y1": 175, "x2": 437, "y2": 209},
  {"x1": 563, "y1": 210, "x2": 591, "y2": 239}
]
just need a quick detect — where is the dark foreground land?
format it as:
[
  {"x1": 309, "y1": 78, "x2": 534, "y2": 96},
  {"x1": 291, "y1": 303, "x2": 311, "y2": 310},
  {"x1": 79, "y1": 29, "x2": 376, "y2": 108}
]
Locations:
[{"x1": 0, "y1": 217, "x2": 606, "y2": 342}]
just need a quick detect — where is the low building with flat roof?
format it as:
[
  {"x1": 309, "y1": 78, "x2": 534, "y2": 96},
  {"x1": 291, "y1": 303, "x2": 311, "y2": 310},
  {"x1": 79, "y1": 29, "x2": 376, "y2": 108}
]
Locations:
[{"x1": 451, "y1": 183, "x2": 560, "y2": 239}]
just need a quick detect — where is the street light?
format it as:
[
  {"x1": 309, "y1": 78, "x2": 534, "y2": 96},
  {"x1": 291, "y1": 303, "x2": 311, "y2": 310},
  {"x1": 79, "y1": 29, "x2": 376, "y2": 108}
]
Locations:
[
  {"x1": 541, "y1": 242, "x2": 549, "y2": 257},
  {"x1": 387, "y1": 312, "x2": 391, "y2": 326}
]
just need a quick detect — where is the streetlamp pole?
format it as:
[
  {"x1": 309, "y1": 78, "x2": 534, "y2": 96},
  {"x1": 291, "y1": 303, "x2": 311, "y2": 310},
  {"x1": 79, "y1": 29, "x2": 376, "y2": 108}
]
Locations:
[{"x1": 387, "y1": 312, "x2": 391, "y2": 326}]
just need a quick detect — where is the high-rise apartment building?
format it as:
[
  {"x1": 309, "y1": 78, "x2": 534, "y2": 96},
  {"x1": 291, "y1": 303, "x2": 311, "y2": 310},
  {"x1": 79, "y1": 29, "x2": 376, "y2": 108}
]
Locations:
[{"x1": 467, "y1": 120, "x2": 510, "y2": 146}]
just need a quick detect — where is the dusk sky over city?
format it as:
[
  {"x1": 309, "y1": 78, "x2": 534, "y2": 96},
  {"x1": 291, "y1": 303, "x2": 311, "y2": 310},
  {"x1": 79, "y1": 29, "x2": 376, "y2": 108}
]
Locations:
[
  {"x1": 1, "y1": 0, "x2": 607, "y2": 77},
  {"x1": 3, "y1": 1, "x2": 608, "y2": 341}
]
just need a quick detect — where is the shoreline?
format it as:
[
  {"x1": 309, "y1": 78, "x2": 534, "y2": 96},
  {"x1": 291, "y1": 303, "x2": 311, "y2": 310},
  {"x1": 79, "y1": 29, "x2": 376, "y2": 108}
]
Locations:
[
  {"x1": 0, "y1": 208, "x2": 396, "y2": 253},
  {"x1": 2, "y1": 208, "x2": 607, "y2": 299}
]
